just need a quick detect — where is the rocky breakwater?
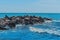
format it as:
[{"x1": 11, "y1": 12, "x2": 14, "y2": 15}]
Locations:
[{"x1": 0, "y1": 15, "x2": 52, "y2": 30}]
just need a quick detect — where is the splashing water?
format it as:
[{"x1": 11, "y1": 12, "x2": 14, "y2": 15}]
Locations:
[
  {"x1": 29, "y1": 27, "x2": 60, "y2": 36},
  {"x1": 0, "y1": 14, "x2": 60, "y2": 40}
]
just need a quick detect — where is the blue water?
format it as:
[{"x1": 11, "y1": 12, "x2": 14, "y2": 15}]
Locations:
[{"x1": 0, "y1": 13, "x2": 60, "y2": 40}]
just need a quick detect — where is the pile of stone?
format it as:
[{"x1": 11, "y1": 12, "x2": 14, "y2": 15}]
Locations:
[{"x1": 0, "y1": 15, "x2": 52, "y2": 30}]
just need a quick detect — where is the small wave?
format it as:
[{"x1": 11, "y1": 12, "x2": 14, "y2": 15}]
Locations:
[
  {"x1": 53, "y1": 20, "x2": 60, "y2": 22},
  {"x1": 45, "y1": 20, "x2": 60, "y2": 23},
  {"x1": 29, "y1": 27, "x2": 60, "y2": 36},
  {"x1": 45, "y1": 20, "x2": 52, "y2": 23}
]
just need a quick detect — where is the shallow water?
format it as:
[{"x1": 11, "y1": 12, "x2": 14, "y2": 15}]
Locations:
[{"x1": 0, "y1": 13, "x2": 60, "y2": 40}]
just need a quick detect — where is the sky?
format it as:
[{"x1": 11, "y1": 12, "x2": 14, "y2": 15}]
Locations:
[{"x1": 0, "y1": 0, "x2": 60, "y2": 13}]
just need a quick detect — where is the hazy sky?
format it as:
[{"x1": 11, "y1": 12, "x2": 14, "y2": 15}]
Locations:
[{"x1": 0, "y1": 0, "x2": 60, "y2": 13}]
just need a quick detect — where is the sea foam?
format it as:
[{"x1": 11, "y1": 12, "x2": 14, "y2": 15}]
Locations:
[
  {"x1": 53, "y1": 20, "x2": 60, "y2": 22},
  {"x1": 29, "y1": 27, "x2": 60, "y2": 36},
  {"x1": 44, "y1": 20, "x2": 60, "y2": 23}
]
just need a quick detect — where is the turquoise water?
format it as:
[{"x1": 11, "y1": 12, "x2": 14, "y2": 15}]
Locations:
[{"x1": 0, "y1": 13, "x2": 60, "y2": 40}]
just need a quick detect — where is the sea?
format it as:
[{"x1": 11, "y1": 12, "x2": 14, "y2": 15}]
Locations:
[{"x1": 0, "y1": 13, "x2": 60, "y2": 40}]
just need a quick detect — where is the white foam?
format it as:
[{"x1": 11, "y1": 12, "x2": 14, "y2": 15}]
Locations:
[
  {"x1": 29, "y1": 27, "x2": 60, "y2": 35},
  {"x1": 45, "y1": 20, "x2": 60, "y2": 23},
  {"x1": 45, "y1": 20, "x2": 52, "y2": 23},
  {"x1": 53, "y1": 20, "x2": 60, "y2": 22},
  {"x1": 16, "y1": 24, "x2": 23, "y2": 27}
]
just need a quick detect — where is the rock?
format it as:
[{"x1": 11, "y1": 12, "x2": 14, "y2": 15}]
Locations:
[{"x1": 0, "y1": 27, "x2": 8, "y2": 30}]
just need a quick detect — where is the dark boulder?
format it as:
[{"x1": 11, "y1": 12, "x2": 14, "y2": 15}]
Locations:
[
  {"x1": 0, "y1": 27, "x2": 8, "y2": 30},
  {"x1": 44, "y1": 18, "x2": 52, "y2": 21},
  {"x1": 8, "y1": 22, "x2": 16, "y2": 29}
]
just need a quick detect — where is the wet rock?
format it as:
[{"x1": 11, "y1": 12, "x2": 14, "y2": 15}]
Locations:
[
  {"x1": 0, "y1": 27, "x2": 8, "y2": 30},
  {"x1": 8, "y1": 22, "x2": 16, "y2": 29}
]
